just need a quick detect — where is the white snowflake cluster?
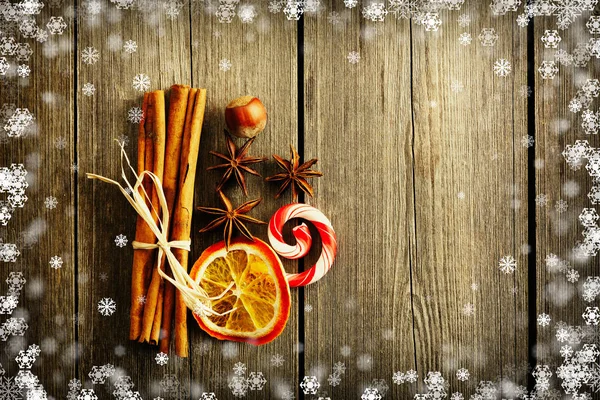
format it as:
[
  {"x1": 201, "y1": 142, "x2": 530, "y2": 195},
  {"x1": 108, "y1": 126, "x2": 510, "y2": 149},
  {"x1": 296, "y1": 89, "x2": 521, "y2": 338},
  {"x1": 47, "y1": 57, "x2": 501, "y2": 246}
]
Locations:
[
  {"x1": 113, "y1": 375, "x2": 142, "y2": 400},
  {"x1": 583, "y1": 276, "x2": 600, "y2": 302},
  {"x1": 87, "y1": 364, "x2": 115, "y2": 385},
  {"x1": 392, "y1": 369, "x2": 417, "y2": 385},
  {"x1": 532, "y1": 364, "x2": 553, "y2": 392},
  {"x1": 3, "y1": 108, "x2": 34, "y2": 138},
  {"x1": 0, "y1": 163, "x2": 28, "y2": 230},
  {"x1": 0, "y1": 272, "x2": 27, "y2": 342},
  {"x1": 413, "y1": 371, "x2": 446, "y2": 398},
  {"x1": 12, "y1": 344, "x2": 44, "y2": 398},
  {"x1": 228, "y1": 362, "x2": 266, "y2": 395},
  {"x1": 555, "y1": 329, "x2": 599, "y2": 396},
  {"x1": 474, "y1": 380, "x2": 498, "y2": 398},
  {"x1": 163, "y1": 0, "x2": 184, "y2": 19}
]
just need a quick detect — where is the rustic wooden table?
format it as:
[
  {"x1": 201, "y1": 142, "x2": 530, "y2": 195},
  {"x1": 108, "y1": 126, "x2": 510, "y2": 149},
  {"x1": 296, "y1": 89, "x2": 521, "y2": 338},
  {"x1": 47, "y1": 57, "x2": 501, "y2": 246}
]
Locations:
[{"x1": 1, "y1": 1, "x2": 598, "y2": 399}]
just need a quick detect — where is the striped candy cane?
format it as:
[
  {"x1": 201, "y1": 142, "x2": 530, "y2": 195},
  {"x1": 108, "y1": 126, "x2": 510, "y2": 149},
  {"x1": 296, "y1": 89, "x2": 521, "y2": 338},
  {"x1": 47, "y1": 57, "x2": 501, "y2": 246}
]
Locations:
[{"x1": 268, "y1": 203, "x2": 337, "y2": 287}]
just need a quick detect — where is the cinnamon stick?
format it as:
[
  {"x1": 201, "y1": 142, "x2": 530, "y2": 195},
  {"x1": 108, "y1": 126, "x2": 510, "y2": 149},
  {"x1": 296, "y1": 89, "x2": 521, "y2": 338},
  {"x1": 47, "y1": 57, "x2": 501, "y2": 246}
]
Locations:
[
  {"x1": 158, "y1": 84, "x2": 191, "y2": 353},
  {"x1": 149, "y1": 279, "x2": 164, "y2": 344},
  {"x1": 138, "y1": 90, "x2": 167, "y2": 344},
  {"x1": 173, "y1": 88, "x2": 206, "y2": 357},
  {"x1": 130, "y1": 93, "x2": 155, "y2": 341}
]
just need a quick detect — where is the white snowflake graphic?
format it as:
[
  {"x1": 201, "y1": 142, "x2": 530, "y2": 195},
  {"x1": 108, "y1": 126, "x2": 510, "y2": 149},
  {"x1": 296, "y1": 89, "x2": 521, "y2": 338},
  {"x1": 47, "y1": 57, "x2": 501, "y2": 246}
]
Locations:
[
  {"x1": 17, "y1": 65, "x2": 30, "y2": 78},
  {"x1": 128, "y1": 107, "x2": 143, "y2": 124},
  {"x1": 44, "y1": 196, "x2": 57, "y2": 209},
  {"x1": 456, "y1": 368, "x2": 469, "y2": 381},
  {"x1": 462, "y1": 303, "x2": 475, "y2": 316},
  {"x1": 123, "y1": 40, "x2": 137, "y2": 54},
  {"x1": 327, "y1": 373, "x2": 341, "y2": 386},
  {"x1": 46, "y1": 16, "x2": 66, "y2": 34},
  {"x1": 458, "y1": 33, "x2": 472, "y2": 46},
  {"x1": 246, "y1": 371, "x2": 266, "y2": 390},
  {"x1": 498, "y1": 255, "x2": 516, "y2": 274},
  {"x1": 49, "y1": 255, "x2": 63, "y2": 269},
  {"x1": 81, "y1": 47, "x2": 99, "y2": 65},
  {"x1": 82, "y1": 83, "x2": 95, "y2": 96},
  {"x1": 555, "y1": 199, "x2": 568, "y2": 213},
  {"x1": 541, "y1": 30, "x2": 561, "y2": 48},
  {"x1": 270, "y1": 354, "x2": 284, "y2": 367},
  {"x1": 538, "y1": 60, "x2": 558, "y2": 79},
  {"x1": 55, "y1": 136, "x2": 67, "y2": 149},
  {"x1": 362, "y1": 2, "x2": 387, "y2": 22},
  {"x1": 392, "y1": 371, "x2": 405, "y2": 384},
  {"x1": 155, "y1": 352, "x2": 168, "y2": 366},
  {"x1": 132, "y1": 74, "x2": 150, "y2": 92},
  {"x1": 98, "y1": 297, "x2": 116, "y2": 316},
  {"x1": 521, "y1": 135, "x2": 534, "y2": 148},
  {"x1": 218, "y1": 58, "x2": 231, "y2": 71},
  {"x1": 361, "y1": 387, "x2": 382, "y2": 400},
  {"x1": 333, "y1": 361, "x2": 346, "y2": 375},
  {"x1": 537, "y1": 313, "x2": 551, "y2": 326},
  {"x1": 457, "y1": 14, "x2": 470, "y2": 27},
  {"x1": 493, "y1": 59, "x2": 512, "y2": 77},
  {"x1": 0, "y1": 377, "x2": 22, "y2": 400},
  {"x1": 238, "y1": 4, "x2": 256, "y2": 23},
  {"x1": 300, "y1": 376, "x2": 320, "y2": 394},
  {"x1": 114, "y1": 234, "x2": 128, "y2": 247},
  {"x1": 347, "y1": 51, "x2": 360, "y2": 64},
  {"x1": 233, "y1": 362, "x2": 246, "y2": 375}
]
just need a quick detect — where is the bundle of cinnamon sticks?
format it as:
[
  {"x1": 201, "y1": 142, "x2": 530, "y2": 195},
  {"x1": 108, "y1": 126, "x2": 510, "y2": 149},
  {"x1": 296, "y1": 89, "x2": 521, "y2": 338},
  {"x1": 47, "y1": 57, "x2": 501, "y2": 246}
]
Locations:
[{"x1": 130, "y1": 85, "x2": 206, "y2": 357}]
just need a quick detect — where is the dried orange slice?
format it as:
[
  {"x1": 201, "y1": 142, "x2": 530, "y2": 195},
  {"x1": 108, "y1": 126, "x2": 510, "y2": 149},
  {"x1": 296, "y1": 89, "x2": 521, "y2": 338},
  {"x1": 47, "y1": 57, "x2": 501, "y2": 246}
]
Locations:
[{"x1": 189, "y1": 237, "x2": 291, "y2": 345}]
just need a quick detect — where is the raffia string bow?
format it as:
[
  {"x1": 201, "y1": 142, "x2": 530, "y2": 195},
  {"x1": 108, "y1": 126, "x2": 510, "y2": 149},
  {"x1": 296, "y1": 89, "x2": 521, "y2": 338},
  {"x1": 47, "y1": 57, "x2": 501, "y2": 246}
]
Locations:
[{"x1": 86, "y1": 142, "x2": 232, "y2": 317}]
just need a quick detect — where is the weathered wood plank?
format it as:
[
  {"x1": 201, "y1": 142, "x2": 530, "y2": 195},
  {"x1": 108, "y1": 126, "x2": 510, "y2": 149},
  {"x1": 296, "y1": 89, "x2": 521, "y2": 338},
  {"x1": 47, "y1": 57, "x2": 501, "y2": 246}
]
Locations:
[
  {"x1": 0, "y1": 2, "x2": 76, "y2": 397},
  {"x1": 410, "y1": 3, "x2": 529, "y2": 395},
  {"x1": 76, "y1": 1, "x2": 192, "y2": 397},
  {"x1": 190, "y1": 4, "x2": 299, "y2": 398},
  {"x1": 534, "y1": 16, "x2": 599, "y2": 378},
  {"x1": 303, "y1": 3, "x2": 416, "y2": 397}
]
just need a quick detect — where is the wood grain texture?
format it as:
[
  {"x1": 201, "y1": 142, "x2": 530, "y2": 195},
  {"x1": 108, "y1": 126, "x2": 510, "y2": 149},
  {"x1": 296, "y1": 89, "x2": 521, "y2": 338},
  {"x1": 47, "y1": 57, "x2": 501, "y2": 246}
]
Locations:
[
  {"x1": 303, "y1": 2, "x2": 416, "y2": 397},
  {"x1": 534, "y1": 17, "x2": 599, "y2": 371},
  {"x1": 189, "y1": 3, "x2": 299, "y2": 398},
  {"x1": 4, "y1": 3, "x2": 596, "y2": 398},
  {"x1": 410, "y1": 3, "x2": 530, "y2": 394},
  {"x1": 76, "y1": 1, "x2": 192, "y2": 397},
  {"x1": 0, "y1": 1, "x2": 76, "y2": 395}
]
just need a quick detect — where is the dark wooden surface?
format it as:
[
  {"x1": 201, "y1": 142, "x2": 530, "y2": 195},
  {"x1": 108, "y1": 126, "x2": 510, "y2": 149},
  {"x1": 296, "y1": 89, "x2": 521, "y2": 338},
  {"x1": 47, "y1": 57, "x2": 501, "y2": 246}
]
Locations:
[{"x1": 0, "y1": 1, "x2": 598, "y2": 399}]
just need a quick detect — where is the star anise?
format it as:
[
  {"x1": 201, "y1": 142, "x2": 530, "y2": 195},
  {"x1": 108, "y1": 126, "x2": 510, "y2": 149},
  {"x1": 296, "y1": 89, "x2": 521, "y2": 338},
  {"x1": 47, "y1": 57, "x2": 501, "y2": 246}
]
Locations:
[
  {"x1": 197, "y1": 190, "x2": 266, "y2": 250},
  {"x1": 207, "y1": 131, "x2": 267, "y2": 196},
  {"x1": 266, "y1": 145, "x2": 323, "y2": 201}
]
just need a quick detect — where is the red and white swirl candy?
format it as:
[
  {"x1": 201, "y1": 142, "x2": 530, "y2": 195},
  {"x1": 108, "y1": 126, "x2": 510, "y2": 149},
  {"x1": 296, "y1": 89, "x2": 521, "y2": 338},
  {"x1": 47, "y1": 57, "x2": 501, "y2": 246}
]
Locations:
[{"x1": 268, "y1": 203, "x2": 337, "y2": 287}]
